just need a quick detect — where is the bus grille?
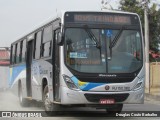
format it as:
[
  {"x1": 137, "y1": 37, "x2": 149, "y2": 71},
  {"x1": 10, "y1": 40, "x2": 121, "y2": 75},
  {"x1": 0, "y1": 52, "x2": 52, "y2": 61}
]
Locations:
[{"x1": 84, "y1": 93, "x2": 129, "y2": 103}]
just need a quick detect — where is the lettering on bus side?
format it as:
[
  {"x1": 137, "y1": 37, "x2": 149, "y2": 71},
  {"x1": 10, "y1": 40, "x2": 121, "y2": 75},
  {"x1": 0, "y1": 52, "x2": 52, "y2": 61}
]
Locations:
[
  {"x1": 40, "y1": 70, "x2": 48, "y2": 74},
  {"x1": 39, "y1": 66, "x2": 48, "y2": 75}
]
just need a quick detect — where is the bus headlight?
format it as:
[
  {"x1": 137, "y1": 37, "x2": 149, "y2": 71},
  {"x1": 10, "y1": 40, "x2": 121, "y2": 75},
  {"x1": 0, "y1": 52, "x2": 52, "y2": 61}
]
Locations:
[
  {"x1": 63, "y1": 75, "x2": 80, "y2": 91},
  {"x1": 133, "y1": 82, "x2": 142, "y2": 91},
  {"x1": 133, "y1": 77, "x2": 144, "y2": 91}
]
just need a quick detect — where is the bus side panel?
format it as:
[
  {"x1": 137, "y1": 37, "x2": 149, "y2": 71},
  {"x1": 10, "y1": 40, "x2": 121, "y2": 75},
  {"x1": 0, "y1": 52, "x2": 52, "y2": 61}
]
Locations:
[
  {"x1": 31, "y1": 59, "x2": 53, "y2": 101},
  {"x1": 9, "y1": 64, "x2": 27, "y2": 97},
  {"x1": 31, "y1": 60, "x2": 42, "y2": 100}
]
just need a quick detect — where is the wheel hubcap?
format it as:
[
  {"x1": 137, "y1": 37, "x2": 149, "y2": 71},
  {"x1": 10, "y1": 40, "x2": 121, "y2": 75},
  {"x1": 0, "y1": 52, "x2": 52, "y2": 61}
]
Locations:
[
  {"x1": 44, "y1": 92, "x2": 52, "y2": 111},
  {"x1": 19, "y1": 87, "x2": 22, "y2": 102}
]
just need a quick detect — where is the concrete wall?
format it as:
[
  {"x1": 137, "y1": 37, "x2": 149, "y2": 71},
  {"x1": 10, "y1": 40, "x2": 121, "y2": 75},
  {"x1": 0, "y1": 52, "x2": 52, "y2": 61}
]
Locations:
[
  {"x1": 0, "y1": 66, "x2": 9, "y2": 90},
  {"x1": 150, "y1": 62, "x2": 160, "y2": 87}
]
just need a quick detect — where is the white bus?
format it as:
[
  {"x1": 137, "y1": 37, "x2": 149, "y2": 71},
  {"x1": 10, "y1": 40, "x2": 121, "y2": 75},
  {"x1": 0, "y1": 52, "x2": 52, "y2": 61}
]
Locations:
[{"x1": 10, "y1": 10, "x2": 145, "y2": 113}]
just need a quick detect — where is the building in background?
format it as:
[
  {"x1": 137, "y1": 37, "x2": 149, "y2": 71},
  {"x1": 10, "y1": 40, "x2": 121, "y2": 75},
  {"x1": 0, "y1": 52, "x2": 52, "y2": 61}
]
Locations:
[{"x1": 0, "y1": 47, "x2": 10, "y2": 90}]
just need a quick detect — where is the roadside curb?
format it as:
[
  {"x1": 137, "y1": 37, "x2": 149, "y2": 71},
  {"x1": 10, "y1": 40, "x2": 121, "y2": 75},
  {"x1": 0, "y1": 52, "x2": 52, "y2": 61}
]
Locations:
[{"x1": 145, "y1": 93, "x2": 160, "y2": 101}]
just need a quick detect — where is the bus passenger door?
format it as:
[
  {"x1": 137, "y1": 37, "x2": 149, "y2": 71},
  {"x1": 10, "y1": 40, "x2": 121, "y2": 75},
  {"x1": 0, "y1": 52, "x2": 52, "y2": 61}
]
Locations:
[
  {"x1": 26, "y1": 39, "x2": 34, "y2": 97},
  {"x1": 53, "y1": 29, "x2": 60, "y2": 101}
]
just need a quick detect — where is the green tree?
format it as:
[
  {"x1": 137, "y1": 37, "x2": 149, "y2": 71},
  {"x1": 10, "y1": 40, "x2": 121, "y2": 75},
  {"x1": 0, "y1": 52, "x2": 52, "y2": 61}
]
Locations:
[
  {"x1": 119, "y1": 0, "x2": 160, "y2": 53},
  {"x1": 149, "y1": 4, "x2": 160, "y2": 52}
]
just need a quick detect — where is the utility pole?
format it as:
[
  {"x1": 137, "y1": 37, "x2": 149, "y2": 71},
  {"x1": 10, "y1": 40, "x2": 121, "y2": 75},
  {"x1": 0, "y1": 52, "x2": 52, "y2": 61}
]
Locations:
[{"x1": 144, "y1": 0, "x2": 150, "y2": 93}]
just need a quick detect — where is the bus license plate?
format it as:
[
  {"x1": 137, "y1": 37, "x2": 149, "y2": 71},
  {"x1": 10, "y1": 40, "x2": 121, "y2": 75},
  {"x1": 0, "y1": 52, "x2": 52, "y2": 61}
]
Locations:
[{"x1": 99, "y1": 99, "x2": 115, "y2": 104}]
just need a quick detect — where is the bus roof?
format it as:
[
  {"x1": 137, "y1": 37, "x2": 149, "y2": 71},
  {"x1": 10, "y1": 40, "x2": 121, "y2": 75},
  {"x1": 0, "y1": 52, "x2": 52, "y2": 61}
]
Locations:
[{"x1": 12, "y1": 10, "x2": 139, "y2": 45}]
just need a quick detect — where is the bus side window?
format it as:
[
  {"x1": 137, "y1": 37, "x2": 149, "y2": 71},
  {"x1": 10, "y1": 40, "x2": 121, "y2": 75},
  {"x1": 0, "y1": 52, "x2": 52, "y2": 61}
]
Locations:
[
  {"x1": 15, "y1": 43, "x2": 17, "y2": 63},
  {"x1": 42, "y1": 25, "x2": 52, "y2": 58},
  {"x1": 19, "y1": 41, "x2": 23, "y2": 62},
  {"x1": 54, "y1": 29, "x2": 60, "y2": 63},
  {"x1": 11, "y1": 45, "x2": 15, "y2": 64},
  {"x1": 10, "y1": 45, "x2": 13, "y2": 64},
  {"x1": 34, "y1": 31, "x2": 42, "y2": 59},
  {"x1": 16, "y1": 42, "x2": 20, "y2": 63},
  {"x1": 22, "y1": 39, "x2": 26, "y2": 62}
]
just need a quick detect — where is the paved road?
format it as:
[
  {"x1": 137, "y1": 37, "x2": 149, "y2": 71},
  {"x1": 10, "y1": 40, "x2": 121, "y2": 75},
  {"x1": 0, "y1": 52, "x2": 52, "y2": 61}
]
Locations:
[{"x1": 0, "y1": 90, "x2": 160, "y2": 120}]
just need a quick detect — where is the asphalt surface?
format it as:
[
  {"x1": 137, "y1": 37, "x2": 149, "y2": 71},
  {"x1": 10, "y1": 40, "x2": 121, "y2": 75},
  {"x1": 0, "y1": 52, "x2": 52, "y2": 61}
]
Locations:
[{"x1": 0, "y1": 90, "x2": 160, "y2": 120}]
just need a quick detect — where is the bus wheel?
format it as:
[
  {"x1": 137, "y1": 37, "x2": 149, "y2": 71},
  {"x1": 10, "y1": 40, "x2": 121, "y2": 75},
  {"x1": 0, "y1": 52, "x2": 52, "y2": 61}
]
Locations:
[
  {"x1": 106, "y1": 104, "x2": 123, "y2": 114},
  {"x1": 43, "y1": 85, "x2": 63, "y2": 115},
  {"x1": 43, "y1": 85, "x2": 59, "y2": 115},
  {"x1": 18, "y1": 83, "x2": 29, "y2": 107}
]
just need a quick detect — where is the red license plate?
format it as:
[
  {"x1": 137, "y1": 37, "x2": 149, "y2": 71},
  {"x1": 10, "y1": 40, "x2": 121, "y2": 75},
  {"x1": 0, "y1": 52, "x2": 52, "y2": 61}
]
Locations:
[{"x1": 99, "y1": 99, "x2": 115, "y2": 104}]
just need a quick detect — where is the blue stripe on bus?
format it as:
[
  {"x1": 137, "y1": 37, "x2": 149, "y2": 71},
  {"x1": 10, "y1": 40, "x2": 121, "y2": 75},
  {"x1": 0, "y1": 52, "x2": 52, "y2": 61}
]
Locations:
[
  {"x1": 71, "y1": 76, "x2": 105, "y2": 91},
  {"x1": 9, "y1": 64, "x2": 26, "y2": 86},
  {"x1": 81, "y1": 82, "x2": 104, "y2": 91}
]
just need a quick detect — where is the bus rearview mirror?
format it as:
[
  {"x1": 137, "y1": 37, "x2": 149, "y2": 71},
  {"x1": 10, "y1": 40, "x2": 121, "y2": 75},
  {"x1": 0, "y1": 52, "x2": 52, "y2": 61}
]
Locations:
[{"x1": 57, "y1": 32, "x2": 63, "y2": 45}]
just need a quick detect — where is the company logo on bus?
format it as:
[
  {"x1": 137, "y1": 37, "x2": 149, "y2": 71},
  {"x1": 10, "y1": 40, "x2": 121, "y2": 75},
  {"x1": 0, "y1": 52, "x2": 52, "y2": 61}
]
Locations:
[
  {"x1": 105, "y1": 85, "x2": 110, "y2": 90},
  {"x1": 99, "y1": 74, "x2": 117, "y2": 77}
]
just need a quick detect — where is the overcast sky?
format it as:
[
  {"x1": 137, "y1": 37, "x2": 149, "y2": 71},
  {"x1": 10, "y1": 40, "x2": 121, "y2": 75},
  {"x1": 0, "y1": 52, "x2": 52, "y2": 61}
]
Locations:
[
  {"x1": 1, "y1": 0, "x2": 160, "y2": 47},
  {"x1": 0, "y1": 0, "x2": 120, "y2": 47}
]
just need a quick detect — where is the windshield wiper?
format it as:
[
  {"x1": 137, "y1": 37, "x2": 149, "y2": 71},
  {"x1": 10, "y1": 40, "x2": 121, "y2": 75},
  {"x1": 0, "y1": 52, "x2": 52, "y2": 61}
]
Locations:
[
  {"x1": 107, "y1": 26, "x2": 124, "y2": 60},
  {"x1": 109, "y1": 26, "x2": 124, "y2": 49},
  {"x1": 83, "y1": 25, "x2": 101, "y2": 49}
]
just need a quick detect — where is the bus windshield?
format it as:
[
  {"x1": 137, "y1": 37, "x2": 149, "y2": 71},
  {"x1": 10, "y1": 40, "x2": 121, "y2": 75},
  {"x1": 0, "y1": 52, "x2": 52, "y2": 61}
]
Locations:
[{"x1": 65, "y1": 28, "x2": 143, "y2": 74}]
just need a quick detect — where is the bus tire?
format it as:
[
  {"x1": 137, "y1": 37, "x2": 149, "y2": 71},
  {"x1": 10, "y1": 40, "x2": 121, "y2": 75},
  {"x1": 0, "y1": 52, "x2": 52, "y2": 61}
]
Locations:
[
  {"x1": 43, "y1": 85, "x2": 61, "y2": 115},
  {"x1": 18, "y1": 83, "x2": 29, "y2": 107},
  {"x1": 106, "y1": 104, "x2": 123, "y2": 114}
]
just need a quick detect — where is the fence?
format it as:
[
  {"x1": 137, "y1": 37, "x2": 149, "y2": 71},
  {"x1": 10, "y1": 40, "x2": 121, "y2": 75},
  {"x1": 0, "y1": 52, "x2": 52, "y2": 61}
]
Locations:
[{"x1": 150, "y1": 62, "x2": 160, "y2": 87}]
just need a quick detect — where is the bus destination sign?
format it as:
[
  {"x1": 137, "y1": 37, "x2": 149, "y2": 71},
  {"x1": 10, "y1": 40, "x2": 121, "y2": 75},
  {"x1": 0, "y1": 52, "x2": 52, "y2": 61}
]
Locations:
[
  {"x1": 74, "y1": 14, "x2": 131, "y2": 24},
  {"x1": 64, "y1": 12, "x2": 140, "y2": 25}
]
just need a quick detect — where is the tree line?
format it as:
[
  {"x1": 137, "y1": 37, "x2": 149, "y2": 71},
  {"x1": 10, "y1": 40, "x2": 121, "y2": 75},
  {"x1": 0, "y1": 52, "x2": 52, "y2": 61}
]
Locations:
[{"x1": 119, "y1": 0, "x2": 160, "y2": 61}]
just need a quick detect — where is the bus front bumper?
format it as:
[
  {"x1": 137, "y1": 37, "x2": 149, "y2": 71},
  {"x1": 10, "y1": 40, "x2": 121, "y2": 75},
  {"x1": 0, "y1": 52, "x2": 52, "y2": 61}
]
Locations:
[{"x1": 60, "y1": 86, "x2": 144, "y2": 105}]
